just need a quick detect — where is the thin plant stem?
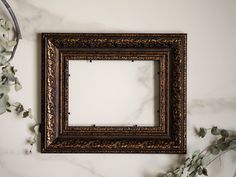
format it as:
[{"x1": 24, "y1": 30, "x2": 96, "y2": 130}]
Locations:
[{"x1": 206, "y1": 149, "x2": 231, "y2": 167}]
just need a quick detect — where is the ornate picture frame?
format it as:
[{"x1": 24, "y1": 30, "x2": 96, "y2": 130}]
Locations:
[{"x1": 41, "y1": 33, "x2": 187, "y2": 153}]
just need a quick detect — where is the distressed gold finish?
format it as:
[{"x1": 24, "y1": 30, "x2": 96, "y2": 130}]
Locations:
[{"x1": 41, "y1": 33, "x2": 187, "y2": 153}]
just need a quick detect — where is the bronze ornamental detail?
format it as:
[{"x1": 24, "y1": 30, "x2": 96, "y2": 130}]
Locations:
[{"x1": 41, "y1": 33, "x2": 187, "y2": 153}]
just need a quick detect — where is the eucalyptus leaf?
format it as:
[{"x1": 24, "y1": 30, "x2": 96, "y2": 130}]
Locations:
[
  {"x1": 28, "y1": 108, "x2": 33, "y2": 118},
  {"x1": 217, "y1": 137, "x2": 225, "y2": 144},
  {"x1": 218, "y1": 142, "x2": 230, "y2": 151},
  {"x1": 211, "y1": 126, "x2": 220, "y2": 135},
  {"x1": 3, "y1": 20, "x2": 12, "y2": 31},
  {"x1": 191, "y1": 151, "x2": 200, "y2": 162},
  {"x1": 229, "y1": 141, "x2": 236, "y2": 150},
  {"x1": 23, "y1": 111, "x2": 29, "y2": 118},
  {"x1": 0, "y1": 39, "x2": 7, "y2": 49},
  {"x1": 15, "y1": 82, "x2": 22, "y2": 91},
  {"x1": 192, "y1": 150, "x2": 200, "y2": 158},
  {"x1": 188, "y1": 165, "x2": 197, "y2": 173},
  {"x1": 184, "y1": 157, "x2": 191, "y2": 167},
  {"x1": 189, "y1": 171, "x2": 197, "y2": 177},
  {"x1": 0, "y1": 84, "x2": 10, "y2": 94},
  {"x1": 0, "y1": 94, "x2": 9, "y2": 115},
  {"x1": 173, "y1": 168, "x2": 181, "y2": 176},
  {"x1": 201, "y1": 156, "x2": 210, "y2": 166},
  {"x1": 165, "y1": 172, "x2": 174, "y2": 177},
  {"x1": 0, "y1": 18, "x2": 6, "y2": 26},
  {"x1": 196, "y1": 158, "x2": 202, "y2": 166},
  {"x1": 0, "y1": 54, "x2": 8, "y2": 65},
  {"x1": 12, "y1": 102, "x2": 21, "y2": 107},
  {"x1": 6, "y1": 108, "x2": 11, "y2": 112},
  {"x1": 34, "y1": 124, "x2": 40, "y2": 135},
  {"x1": 202, "y1": 168, "x2": 208, "y2": 176},
  {"x1": 220, "y1": 129, "x2": 229, "y2": 138},
  {"x1": 15, "y1": 104, "x2": 24, "y2": 113},
  {"x1": 2, "y1": 63, "x2": 16, "y2": 81},
  {"x1": 6, "y1": 102, "x2": 11, "y2": 107},
  {"x1": 7, "y1": 40, "x2": 16, "y2": 48},
  {"x1": 197, "y1": 166, "x2": 203, "y2": 175},
  {"x1": 6, "y1": 105, "x2": 13, "y2": 112},
  {"x1": 0, "y1": 50, "x2": 12, "y2": 56},
  {"x1": 199, "y1": 128, "x2": 207, "y2": 138},
  {"x1": 210, "y1": 146, "x2": 220, "y2": 155}
]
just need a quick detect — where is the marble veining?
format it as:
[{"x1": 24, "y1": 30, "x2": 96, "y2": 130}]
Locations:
[
  {"x1": 0, "y1": 0, "x2": 236, "y2": 177},
  {"x1": 13, "y1": 0, "x2": 63, "y2": 40},
  {"x1": 69, "y1": 60, "x2": 158, "y2": 126},
  {"x1": 123, "y1": 62, "x2": 159, "y2": 125},
  {"x1": 188, "y1": 97, "x2": 236, "y2": 115}
]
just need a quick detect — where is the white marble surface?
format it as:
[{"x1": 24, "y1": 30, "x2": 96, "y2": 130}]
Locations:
[
  {"x1": 69, "y1": 60, "x2": 159, "y2": 126},
  {"x1": 0, "y1": 0, "x2": 236, "y2": 177}
]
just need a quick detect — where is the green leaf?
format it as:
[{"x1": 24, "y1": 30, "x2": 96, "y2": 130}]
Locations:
[
  {"x1": 0, "y1": 84, "x2": 10, "y2": 94},
  {"x1": 220, "y1": 129, "x2": 229, "y2": 138},
  {"x1": 2, "y1": 63, "x2": 16, "y2": 81},
  {"x1": 0, "y1": 55, "x2": 8, "y2": 65},
  {"x1": 201, "y1": 156, "x2": 210, "y2": 166},
  {"x1": 1, "y1": 51, "x2": 12, "y2": 56},
  {"x1": 0, "y1": 19, "x2": 12, "y2": 31},
  {"x1": 23, "y1": 111, "x2": 29, "y2": 118},
  {"x1": 15, "y1": 104, "x2": 24, "y2": 113},
  {"x1": 229, "y1": 141, "x2": 236, "y2": 151},
  {"x1": 210, "y1": 146, "x2": 220, "y2": 155},
  {"x1": 15, "y1": 82, "x2": 22, "y2": 91},
  {"x1": 184, "y1": 157, "x2": 191, "y2": 167},
  {"x1": 217, "y1": 137, "x2": 225, "y2": 144},
  {"x1": 7, "y1": 40, "x2": 17, "y2": 48},
  {"x1": 218, "y1": 142, "x2": 230, "y2": 151},
  {"x1": 211, "y1": 126, "x2": 220, "y2": 135},
  {"x1": 0, "y1": 18, "x2": 6, "y2": 26},
  {"x1": 28, "y1": 108, "x2": 33, "y2": 118},
  {"x1": 192, "y1": 150, "x2": 200, "y2": 157},
  {"x1": 197, "y1": 166, "x2": 203, "y2": 175},
  {"x1": 0, "y1": 94, "x2": 9, "y2": 115},
  {"x1": 188, "y1": 165, "x2": 197, "y2": 173},
  {"x1": 165, "y1": 172, "x2": 174, "y2": 177},
  {"x1": 173, "y1": 168, "x2": 181, "y2": 176},
  {"x1": 6, "y1": 108, "x2": 11, "y2": 112},
  {"x1": 191, "y1": 150, "x2": 200, "y2": 162},
  {"x1": 34, "y1": 124, "x2": 40, "y2": 135},
  {"x1": 199, "y1": 128, "x2": 207, "y2": 138},
  {"x1": 1, "y1": 75, "x2": 8, "y2": 84},
  {"x1": 189, "y1": 171, "x2": 197, "y2": 177},
  {"x1": 6, "y1": 102, "x2": 11, "y2": 107},
  {"x1": 4, "y1": 20, "x2": 12, "y2": 31},
  {"x1": 202, "y1": 168, "x2": 208, "y2": 176},
  {"x1": 196, "y1": 158, "x2": 202, "y2": 166}
]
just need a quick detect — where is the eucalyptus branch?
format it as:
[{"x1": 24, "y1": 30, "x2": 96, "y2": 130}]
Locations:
[
  {"x1": 1, "y1": 0, "x2": 37, "y2": 153},
  {"x1": 0, "y1": 0, "x2": 21, "y2": 65},
  {"x1": 205, "y1": 149, "x2": 231, "y2": 167},
  {"x1": 26, "y1": 122, "x2": 39, "y2": 154},
  {"x1": 161, "y1": 126, "x2": 236, "y2": 177}
]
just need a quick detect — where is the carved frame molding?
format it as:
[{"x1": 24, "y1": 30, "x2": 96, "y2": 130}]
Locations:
[{"x1": 41, "y1": 33, "x2": 187, "y2": 153}]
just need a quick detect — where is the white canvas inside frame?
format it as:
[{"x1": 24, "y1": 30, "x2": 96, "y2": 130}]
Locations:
[{"x1": 68, "y1": 60, "x2": 160, "y2": 126}]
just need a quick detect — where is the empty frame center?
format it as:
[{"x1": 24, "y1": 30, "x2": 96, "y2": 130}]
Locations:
[{"x1": 68, "y1": 60, "x2": 160, "y2": 126}]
